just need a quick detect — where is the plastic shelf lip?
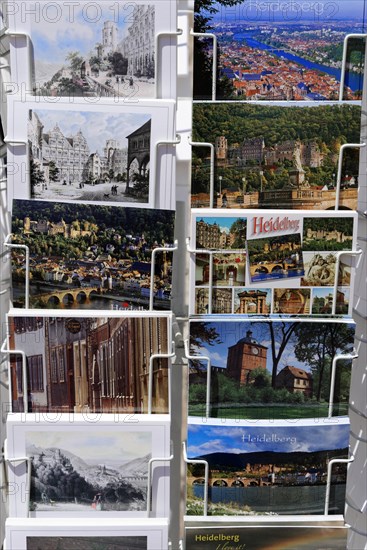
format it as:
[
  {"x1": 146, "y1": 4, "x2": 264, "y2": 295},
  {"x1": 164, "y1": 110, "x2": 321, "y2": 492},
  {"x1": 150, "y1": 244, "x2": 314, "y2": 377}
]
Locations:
[
  {"x1": 154, "y1": 29, "x2": 183, "y2": 98},
  {"x1": 339, "y1": 34, "x2": 367, "y2": 100},
  {"x1": 4, "y1": 30, "x2": 31, "y2": 39},
  {"x1": 328, "y1": 352, "x2": 358, "y2": 418},
  {"x1": 0, "y1": 63, "x2": 10, "y2": 69},
  {"x1": 346, "y1": 496, "x2": 367, "y2": 516},
  {"x1": 324, "y1": 456, "x2": 354, "y2": 516},
  {"x1": 3, "y1": 233, "x2": 30, "y2": 309},
  {"x1": 154, "y1": 136, "x2": 181, "y2": 210},
  {"x1": 3, "y1": 439, "x2": 31, "y2": 516},
  {"x1": 335, "y1": 143, "x2": 366, "y2": 210},
  {"x1": 148, "y1": 343, "x2": 176, "y2": 414},
  {"x1": 3, "y1": 137, "x2": 27, "y2": 145},
  {"x1": 0, "y1": 339, "x2": 28, "y2": 414},
  {"x1": 189, "y1": 140, "x2": 215, "y2": 208},
  {"x1": 146, "y1": 454, "x2": 173, "y2": 517},
  {"x1": 183, "y1": 441, "x2": 209, "y2": 516},
  {"x1": 149, "y1": 240, "x2": 178, "y2": 310},
  {"x1": 189, "y1": 30, "x2": 217, "y2": 101},
  {"x1": 184, "y1": 339, "x2": 211, "y2": 419},
  {"x1": 332, "y1": 249, "x2": 363, "y2": 315}
]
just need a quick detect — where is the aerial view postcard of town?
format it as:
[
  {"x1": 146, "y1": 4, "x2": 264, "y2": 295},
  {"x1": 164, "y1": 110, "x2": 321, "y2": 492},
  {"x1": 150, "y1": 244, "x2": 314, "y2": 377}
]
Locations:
[
  {"x1": 9, "y1": 1, "x2": 175, "y2": 99},
  {"x1": 8, "y1": 313, "x2": 171, "y2": 414},
  {"x1": 11, "y1": 200, "x2": 175, "y2": 310},
  {"x1": 186, "y1": 419, "x2": 350, "y2": 515},
  {"x1": 191, "y1": 102, "x2": 362, "y2": 210},
  {"x1": 194, "y1": 0, "x2": 366, "y2": 100},
  {"x1": 188, "y1": 319, "x2": 355, "y2": 419},
  {"x1": 191, "y1": 211, "x2": 356, "y2": 315}
]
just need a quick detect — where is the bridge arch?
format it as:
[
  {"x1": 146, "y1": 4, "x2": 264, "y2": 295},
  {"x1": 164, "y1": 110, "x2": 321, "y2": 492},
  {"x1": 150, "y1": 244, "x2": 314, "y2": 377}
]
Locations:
[
  {"x1": 271, "y1": 265, "x2": 283, "y2": 273},
  {"x1": 213, "y1": 479, "x2": 228, "y2": 487},
  {"x1": 192, "y1": 478, "x2": 205, "y2": 485},
  {"x1": 62, "y1": 293, "x2": 75, "y2": 305},
  {"x1": 76, "y1": 291, "x2": 87, "y2": 303},
  {"x1": 231, "y1": 479, "x2": 244, "y2": 487},
  {"x1": 47, "y1": 295, "x2": 60, "y2": 306}
]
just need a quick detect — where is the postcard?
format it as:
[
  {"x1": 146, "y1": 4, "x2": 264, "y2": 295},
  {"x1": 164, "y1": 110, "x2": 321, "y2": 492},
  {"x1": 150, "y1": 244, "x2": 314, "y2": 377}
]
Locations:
[
  {"x1": 186, "y1": 418, "x2": 350, "y2": 516},
  {"x1": 6, "y1": 414, "x2": 170, "y2": 518},
  {"x1": 191, "y1": 102, "x2": 362, "y2": 211},
  {"x1": 188, "y1": 318, "x2": 355, "y2": 420},
  {"x1": 7, "y1": 98, "x2": 176, "y2": 210},
  {"x1": 185, "y1": 523, "x2": 348, "y2": 549},
  {"x1": 11, "y1": 199, "x2": 175, "y2": 310},
  {"x1": 7, "y1": 0, "x2": 177, "y2": 100},
  {"x1": 193, "y1": 0, "x2": 366, "y2": 100},
  {"x1": 7, "y1": 311, "x2": 171, "y2": 414},
  {"x1": 6, "y1": 518, "x2": 169, "y2": 550},
  {"x1": 190, "y1": 210, "x2": 357, "y2": 316}
]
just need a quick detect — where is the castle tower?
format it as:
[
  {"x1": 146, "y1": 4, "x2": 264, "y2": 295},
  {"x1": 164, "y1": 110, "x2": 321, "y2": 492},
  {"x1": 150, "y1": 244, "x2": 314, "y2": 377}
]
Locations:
[
  {"x1": 102, "y1": 21, "x2": 118, "y2": 57},
  {"x1": 215, "y1": 136, "x2": 228, "y2": 161},
  {"x1": 24, "y1": 217, "x2": 31, "y2": 232},
  {"x1": 226, "y1": 329, "x2": 268, "y2": 385}
]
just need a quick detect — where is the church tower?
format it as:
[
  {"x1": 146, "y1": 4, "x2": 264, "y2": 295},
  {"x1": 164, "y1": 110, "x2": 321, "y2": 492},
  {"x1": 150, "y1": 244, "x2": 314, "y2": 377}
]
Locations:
[{"x1": 226, "y1": 329, "x2": 268, "y2": 386}]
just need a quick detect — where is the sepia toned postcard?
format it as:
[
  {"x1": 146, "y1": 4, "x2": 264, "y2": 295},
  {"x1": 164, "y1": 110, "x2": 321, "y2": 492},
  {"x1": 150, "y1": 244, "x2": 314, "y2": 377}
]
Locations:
[
  {"x1": 186, "y1": 418, "x2": 350, "y2": 516},
  {"x1": 191, "y1": 102, "x2": 362, "y2": 211},
  {"x1": 193, "y1": 0, "x2": 366, "y2": 100},
  {"x1": 188, "y1": 318, "x2": 355, "y2": 420},
  {"x1": 7, "y1": 311, "x2": 171, "y2": 414},
  {"x1": 6, "y1": 414, "x2": 170, "y2": 518},
  {"x1": 11, "y1": 199, "x2": 175, "y2": 311},
  {"x1": 7, "y1": 0, "x2": 177, "y2": 100}
]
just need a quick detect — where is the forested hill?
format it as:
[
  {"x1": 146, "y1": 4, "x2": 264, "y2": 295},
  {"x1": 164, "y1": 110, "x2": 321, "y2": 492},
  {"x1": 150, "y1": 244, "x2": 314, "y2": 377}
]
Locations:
[{"x1": 193, "y1": 103, "x2": 361, "y2": 147}]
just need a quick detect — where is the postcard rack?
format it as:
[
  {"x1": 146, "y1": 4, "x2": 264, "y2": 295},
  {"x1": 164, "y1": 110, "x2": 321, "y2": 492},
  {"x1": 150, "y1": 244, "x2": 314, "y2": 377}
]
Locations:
[{"x1": 1, "y1": 0, "x2": 367, "y2": 549}]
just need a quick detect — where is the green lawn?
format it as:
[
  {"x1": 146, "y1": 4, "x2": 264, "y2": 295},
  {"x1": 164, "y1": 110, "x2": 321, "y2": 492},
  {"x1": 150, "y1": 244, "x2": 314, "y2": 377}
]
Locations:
[{"x1": 188, "y1": 402, "x2": 349, "y2": 419}]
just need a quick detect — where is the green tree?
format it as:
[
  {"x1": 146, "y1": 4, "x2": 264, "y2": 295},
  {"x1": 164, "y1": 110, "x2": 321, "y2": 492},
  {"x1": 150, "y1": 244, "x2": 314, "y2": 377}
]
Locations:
[
  {"x1": 194, "y1": 0, "x2": 243, "y2": 99},
  {"x1": 294, "y1": 323, "x2": 354, "y2": 402}
]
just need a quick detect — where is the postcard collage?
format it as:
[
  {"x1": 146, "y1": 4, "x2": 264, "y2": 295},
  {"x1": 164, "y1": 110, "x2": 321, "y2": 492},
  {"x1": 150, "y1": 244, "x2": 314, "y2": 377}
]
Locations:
[
  {"x1": 1, "y1": 0, "x2": 179, "y2": 547},
  {"x1": 0, "y1": 0, "x2": 366, "y2": 548},
  {"x1": 185, "y1": 0, "x2": 366, "y2": 548}
]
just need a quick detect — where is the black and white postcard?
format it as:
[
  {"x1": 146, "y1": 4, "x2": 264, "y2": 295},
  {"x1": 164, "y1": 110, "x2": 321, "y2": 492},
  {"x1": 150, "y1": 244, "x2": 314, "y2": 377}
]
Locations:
[
  {"x1": 6, "y1": 414, "x2": 170, "y2": 518},
  {"x1": 7, "y1": 0, "x2": 177, "y2": 99},
  {"x1": 7, "y1": 98, "x2": 176, "y2": 209},
  {"x1": 193, "y1": 0, "x2": 366, "y2": 100},
  {"x1": 6, "y1": 518, "x2": 169, "y2": 550},
  {"x1": 187, "y1": 418, "x2": 350, "y2": 516},
  {"x1": 11, "y1": 199, "x2": 175, "y2": 310},
  {"x1": 7, "y1": 311, "x2": 172, "y2": 414},
  {"x1": 189, "y1": 318, "x2": 355, "y2": 419},
  {"x1": 190, "y1": 209, "x2": 357, "y2": 316}
]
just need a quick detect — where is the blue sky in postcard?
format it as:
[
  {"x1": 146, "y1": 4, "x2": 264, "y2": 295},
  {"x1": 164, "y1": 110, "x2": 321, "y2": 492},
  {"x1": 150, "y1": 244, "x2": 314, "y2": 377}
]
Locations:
[
  {"x1": 188, "y1": 422, "x2": 350, "y2": 456},
  {"x1": 32, "y1": 110, "x2": 150, "y2": 153}
]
